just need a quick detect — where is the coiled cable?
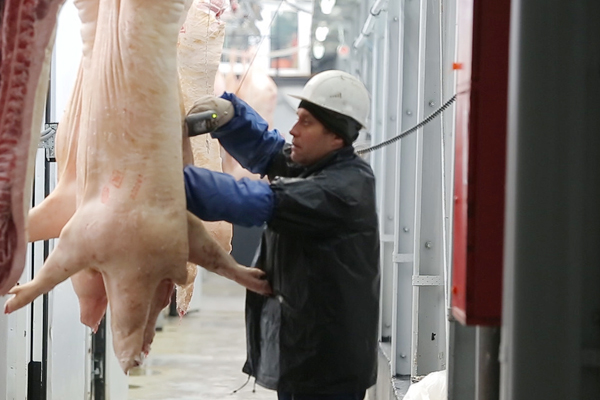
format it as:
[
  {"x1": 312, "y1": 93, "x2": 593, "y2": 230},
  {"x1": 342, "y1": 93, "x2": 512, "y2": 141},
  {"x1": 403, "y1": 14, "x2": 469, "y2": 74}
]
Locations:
[{"x1": 357, "y1": 94, "x2": 457, "y2": 155}]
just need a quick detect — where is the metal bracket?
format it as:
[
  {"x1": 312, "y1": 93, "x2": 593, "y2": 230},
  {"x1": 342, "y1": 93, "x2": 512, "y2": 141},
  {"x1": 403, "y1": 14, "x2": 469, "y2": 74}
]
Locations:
[
  {"x1": 393, "y1": 253, "x2": 414, "y2": 263},
  {"x1": 38, "y1": 123, "x2": 58, "y2": 162},
  {"x1": 412, "y1": 275, "x2": 444, "y2": 286}
]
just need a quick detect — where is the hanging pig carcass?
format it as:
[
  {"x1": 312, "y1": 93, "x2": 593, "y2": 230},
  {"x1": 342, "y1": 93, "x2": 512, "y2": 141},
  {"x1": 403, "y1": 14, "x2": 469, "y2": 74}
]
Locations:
[
  {"x1": 0, "y1": 0, "x2": 66, "y2": 295},
  {"x1": 1, "y1": 0, "x2": 269, "y2": 372},
  {"x1": 175, "y1": 0, "x2": 233, "y2": 314}
]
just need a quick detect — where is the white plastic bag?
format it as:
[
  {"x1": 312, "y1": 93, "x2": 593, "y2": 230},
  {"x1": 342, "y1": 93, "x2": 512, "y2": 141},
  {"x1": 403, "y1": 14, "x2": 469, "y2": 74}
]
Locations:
[{"x1": 403, "y1": 370, "x2": 447, "y2": 400}]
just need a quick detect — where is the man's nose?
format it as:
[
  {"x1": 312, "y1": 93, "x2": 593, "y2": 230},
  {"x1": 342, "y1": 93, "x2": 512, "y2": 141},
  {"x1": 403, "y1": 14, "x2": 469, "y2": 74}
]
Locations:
[{"x1": 289, "y1": 124, "x2": 299, "y2": 137}]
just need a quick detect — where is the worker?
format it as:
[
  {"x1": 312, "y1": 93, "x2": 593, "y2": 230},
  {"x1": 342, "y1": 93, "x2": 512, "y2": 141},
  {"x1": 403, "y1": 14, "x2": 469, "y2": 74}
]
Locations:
[{"x1": 183, "y1": 70, "x2": 380, "y2": 400}]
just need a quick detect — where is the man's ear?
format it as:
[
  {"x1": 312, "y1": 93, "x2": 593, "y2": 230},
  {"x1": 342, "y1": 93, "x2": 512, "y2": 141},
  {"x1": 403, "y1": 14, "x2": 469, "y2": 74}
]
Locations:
[{"x1": 331, "y1": 133, "x2": 345, "y2": 150}]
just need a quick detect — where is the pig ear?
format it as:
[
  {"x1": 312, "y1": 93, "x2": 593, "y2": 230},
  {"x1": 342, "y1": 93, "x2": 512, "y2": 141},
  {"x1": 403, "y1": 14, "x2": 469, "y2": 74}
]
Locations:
[{"x1": 4, "y1": 241, "x2": 87, "y2": 314}]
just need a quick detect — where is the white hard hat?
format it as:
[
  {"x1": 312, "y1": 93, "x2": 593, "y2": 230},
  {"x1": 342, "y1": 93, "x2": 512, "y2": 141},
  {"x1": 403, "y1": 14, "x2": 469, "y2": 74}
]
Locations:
[{"x1": 290, "y1": 70, "x2": 370, "y2": 128}]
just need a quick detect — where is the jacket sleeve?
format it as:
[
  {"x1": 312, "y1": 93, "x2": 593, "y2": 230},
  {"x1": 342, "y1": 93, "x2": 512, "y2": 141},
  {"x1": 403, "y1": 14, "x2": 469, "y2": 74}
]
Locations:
[
  {"x1": 268, "y1": 168, "x2": 376, "y2": 237},
  {"x1": 184, "y1": 165, "x2": 274, "y2": 227},
  {"x1": 211, "y1": 92, "x2": 286, "y2": 176}
]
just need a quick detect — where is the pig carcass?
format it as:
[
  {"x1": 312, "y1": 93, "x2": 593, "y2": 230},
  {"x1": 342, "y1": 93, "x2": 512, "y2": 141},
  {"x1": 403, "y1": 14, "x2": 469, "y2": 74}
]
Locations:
[
  {"x1": 0, "y1": 0, "x2": 66, "y2": 295},
  {"x1": 2, "y1": 0, "x2": 269, "y2": 372},
  {"x1": 175, "y1": 0, "x2": 232, "y2": 314},
  {"x1": 179, "y1": 0, "x2": 232, "y2": 254},
  {"x1": 223, "y1": 49, "x2": 278, "y2": 129},
  {"x1": 233, "y1": 60, "x2": 278, "y2": 129},
  {"x1": 25, "y1": 0, "x2": 233, "y2": 319}
]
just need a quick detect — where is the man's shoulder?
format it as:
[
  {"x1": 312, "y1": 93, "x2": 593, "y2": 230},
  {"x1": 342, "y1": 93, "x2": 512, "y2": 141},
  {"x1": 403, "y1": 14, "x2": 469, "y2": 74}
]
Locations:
[{"x1": 327, "y1": 152, "x2": 375, "y2": 178}]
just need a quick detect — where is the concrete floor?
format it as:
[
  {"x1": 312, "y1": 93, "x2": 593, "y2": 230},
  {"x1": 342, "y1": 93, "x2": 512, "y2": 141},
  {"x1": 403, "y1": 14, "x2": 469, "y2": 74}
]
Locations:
[{"x1": 127, "y1": 272, "x2": 276, "y2": 400}]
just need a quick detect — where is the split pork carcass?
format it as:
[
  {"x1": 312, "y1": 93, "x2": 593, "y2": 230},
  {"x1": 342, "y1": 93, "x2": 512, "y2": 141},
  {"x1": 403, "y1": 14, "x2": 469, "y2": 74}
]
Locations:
[
  {"x1": 1, "y1": 0, "x2": 269, "y2": 372},
  {"x1": 0, "y1": 0, "x2": 66, "y2": 296},
  {"x1": 178, "y1": 0, "x2": 231, "y2": 253},
  {"x1": 233, "y1": 54, "x2": 278, "y2": 129},
  {"x1": 175, "y1": 0, "x2": 232, "y2": 314}
]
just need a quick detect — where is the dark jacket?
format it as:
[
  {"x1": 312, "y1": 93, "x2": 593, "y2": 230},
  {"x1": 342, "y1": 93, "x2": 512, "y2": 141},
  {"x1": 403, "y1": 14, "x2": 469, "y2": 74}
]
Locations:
[
  {"x1": 204, "y1": 93, "x2": 381, "y2": 394},
  {"x1": 243, "y1": 144, "x2": 380, "y2": 394}
]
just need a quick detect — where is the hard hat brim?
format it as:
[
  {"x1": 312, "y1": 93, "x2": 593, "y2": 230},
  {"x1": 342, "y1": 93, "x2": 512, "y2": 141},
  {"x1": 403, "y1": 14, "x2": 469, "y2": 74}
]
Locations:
[{"x1": 288, "y1": 94, "x2": 367, "y2": 128}]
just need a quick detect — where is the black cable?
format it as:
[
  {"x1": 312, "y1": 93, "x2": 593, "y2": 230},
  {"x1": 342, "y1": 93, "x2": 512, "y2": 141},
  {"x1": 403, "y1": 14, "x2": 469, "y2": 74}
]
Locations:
[
  {"x1": 356, "y1": 94, "x2": 456, "y2": 155},
  {"x1": 231, "y1": 374, "x2": 251, "y2": 394}
]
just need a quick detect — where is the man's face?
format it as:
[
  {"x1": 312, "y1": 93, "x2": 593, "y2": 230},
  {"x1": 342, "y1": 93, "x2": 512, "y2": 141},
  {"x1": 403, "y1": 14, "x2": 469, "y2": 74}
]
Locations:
[{"x1": 289, "y1": 108, "x2": 344, "y2": 166}]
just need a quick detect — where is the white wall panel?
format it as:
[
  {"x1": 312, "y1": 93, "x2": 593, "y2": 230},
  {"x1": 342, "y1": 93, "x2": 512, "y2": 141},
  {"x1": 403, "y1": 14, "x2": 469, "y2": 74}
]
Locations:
[
  {"x1": 0, "y1": 304, "x2": 29, "y2": 400},
  {"x1": 47, "y1": 278, "x2": 91, "y2": 400},
  {"x1": 54, "y1": 0, "x2": 82, "y2": 121}
]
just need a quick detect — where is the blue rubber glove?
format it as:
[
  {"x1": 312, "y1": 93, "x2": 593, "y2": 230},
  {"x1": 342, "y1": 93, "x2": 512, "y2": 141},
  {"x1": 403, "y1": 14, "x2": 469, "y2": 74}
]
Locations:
[
  {"x1": 184, "y1": 165, "x2": 274, "y2": 227},
  {"x1": 211, "y1": 92, "x2": 285, "y2": 176}
]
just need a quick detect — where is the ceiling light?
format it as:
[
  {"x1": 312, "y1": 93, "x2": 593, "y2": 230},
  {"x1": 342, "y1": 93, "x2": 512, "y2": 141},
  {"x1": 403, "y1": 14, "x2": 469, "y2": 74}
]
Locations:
[
  {"x1": 315, "y1": 26, "x2": 329, "y2": 42},
  {"x1": 313, "y1": 42, "x2": 325, "y2": 59},
  {"x1": 319, "y1": 0, "x2": 336, "y2": 15}
]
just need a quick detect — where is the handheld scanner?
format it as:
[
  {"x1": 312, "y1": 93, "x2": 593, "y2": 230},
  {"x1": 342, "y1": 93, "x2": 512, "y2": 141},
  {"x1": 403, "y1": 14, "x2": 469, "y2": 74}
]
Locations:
[{"x1": 185, "y1": 110, "x2": 218, "y2": 137}]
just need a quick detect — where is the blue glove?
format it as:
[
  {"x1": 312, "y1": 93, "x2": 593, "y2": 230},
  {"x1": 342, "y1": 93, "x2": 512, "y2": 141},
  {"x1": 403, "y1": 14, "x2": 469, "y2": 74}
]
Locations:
[
  {"x1": 211, "y1": 92, "x2": 285, "y2": 176},
  {"x1": 184, "y1": 165, "x2": 274, "y2": 227}
]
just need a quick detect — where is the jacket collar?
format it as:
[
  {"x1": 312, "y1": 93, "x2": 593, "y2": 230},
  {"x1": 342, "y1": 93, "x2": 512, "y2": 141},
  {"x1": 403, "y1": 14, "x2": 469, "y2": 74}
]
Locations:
[{"x1": 299, "y1": 145, "x2": 355, "y2": 178}]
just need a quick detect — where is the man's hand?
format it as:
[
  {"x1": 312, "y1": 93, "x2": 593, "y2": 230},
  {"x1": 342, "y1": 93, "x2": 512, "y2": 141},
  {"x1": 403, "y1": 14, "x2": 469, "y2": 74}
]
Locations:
[
  {"x1": 234, "y1": 265, "x2": 273, "y2": 296},
  {"x1": 187, "y1": 95, "x2": 234, "y2": 135},
  {"x1": 187, "y1": 212, "x2": 272, "y2": 296}
]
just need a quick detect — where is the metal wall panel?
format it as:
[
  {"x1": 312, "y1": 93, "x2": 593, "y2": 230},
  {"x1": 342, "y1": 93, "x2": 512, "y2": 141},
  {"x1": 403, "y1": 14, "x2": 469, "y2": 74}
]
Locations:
[
  {"x1": 0, "y1": 313, "x2": 6, "y2": 398},
  {"x1": 447, "y1": 322, "x2": 476, "y2": 400},
  {"x1": 105, "y1": 311, "x2": 129, "y2": 400},
  {"x1": 393, "y1": 0, "x2": 421, "y2": 378},
  {"x1": 347, "y1": 0, "x2": 459, "y2": 393},
  {"x1": 47, "y1": 277, "x2": 91, "y2": 400},
  {"x1": 0, "y1": 293, "x2": 30, "y2": 400},
  {"x1": 411, "y1": 0, "x2": 447, "y2": 376},
  {"x1": 372, "y1": 15, "x2": 395, "y2": 343}
]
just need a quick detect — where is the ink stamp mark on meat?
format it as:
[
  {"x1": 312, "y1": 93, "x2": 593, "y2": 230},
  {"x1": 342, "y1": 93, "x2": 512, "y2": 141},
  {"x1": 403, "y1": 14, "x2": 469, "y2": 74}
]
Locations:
[
  {"x1": 110, "y1": 170, "x2": 125, "y2": 188},
  {"x1": 130, "y1": 174, "x2": 144, "y2": 200}
]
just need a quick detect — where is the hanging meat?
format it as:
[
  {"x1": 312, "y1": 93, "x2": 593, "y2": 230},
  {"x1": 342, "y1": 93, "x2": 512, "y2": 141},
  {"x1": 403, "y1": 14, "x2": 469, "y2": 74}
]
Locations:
[
  {"x1": 231, "y1": 52, "x2": 278, "y2": 129},
  {"x1": 0, "y1": 0, "x2": 66, "y2": 296},
  {"x1": 1, "y1": 0, "x2": 270, "y2": 372},
  {"x1": 175, "y1": 0, "x2": 231, "y2": 315}
]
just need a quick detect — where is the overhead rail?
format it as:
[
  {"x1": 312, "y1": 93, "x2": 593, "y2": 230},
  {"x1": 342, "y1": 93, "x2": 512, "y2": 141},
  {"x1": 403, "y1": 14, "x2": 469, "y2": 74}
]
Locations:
[
  {"x1": 352, "y1": 0, "x2": 388, "y2": 49},
  {"x1": 282, "y1": 0, "x2": 312, "y2": 14}
]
